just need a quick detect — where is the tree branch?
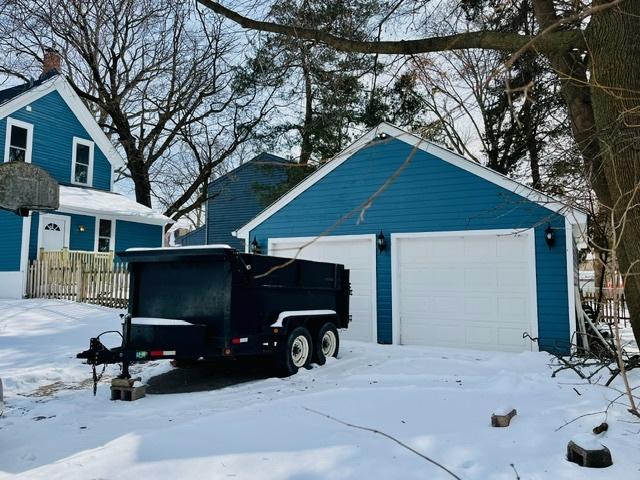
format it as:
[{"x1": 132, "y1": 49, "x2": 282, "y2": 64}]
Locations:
[{"x1": 198, "y1": 0, "x2": 586, "y2": 54}]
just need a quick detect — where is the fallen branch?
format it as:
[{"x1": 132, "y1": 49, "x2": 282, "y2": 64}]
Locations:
[
  {"x1": 555, "y1": 410, "x2": 606, "y2": 432},
  {"x1": 304, "y1": 407, "x2": 462, "y2": 480}
]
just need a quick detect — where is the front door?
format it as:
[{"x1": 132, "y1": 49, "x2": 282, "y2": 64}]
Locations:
[{"x1": 40, "y1": 215, "x2": 69, "y2": 251}]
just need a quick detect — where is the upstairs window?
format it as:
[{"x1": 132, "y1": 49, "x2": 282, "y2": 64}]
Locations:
[
  {"x1": 96, "y1": 218, "x2": 113, "y2": 252},
  {"x1": 72, "y1": 137, "x2": 94, "y2": 186},
  {"x1": 4, "y1": 118, "x2": 33, "y2": 163}
]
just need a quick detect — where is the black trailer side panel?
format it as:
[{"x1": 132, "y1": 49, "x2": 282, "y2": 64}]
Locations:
[
  {"x1": 129, "y1": 257, "x2": 231, "y2": 335},
  {"x1": 228, "y1": 254, "x2": 350, "y2": 338}
]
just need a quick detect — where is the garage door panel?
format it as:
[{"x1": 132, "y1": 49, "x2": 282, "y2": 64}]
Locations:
[
  {"x1": 464, "y1": 296, "x2": 496, "y2": 318},
  {"x1": 497, "y1": 235, "x2": 528, "y2": 259},
  {"x1": 348, "y1": 269, "x2": 371, "y2": 287},
  {"x1": 497, "y1": 266, "x2": 529, "y2": 291},
  {"x1": 464, "y1": 267, "x2": 496, "y2": 290},
  {"x1": 396, "y1": 232, "x2": 535, "y2": 352},
  {"x1": 430, "y1": 236, "x2": 464, "y2": 258},
  {"x1": 497, "y1": 327, "x2": 530, "y2": 349},
  {"x1": 497, "y1": 296, "x2": 528, "y2": 319},
  {"x1": 271, "y1": 237, "x2": 375, "y2": 343},
  {"x1": 465, "y1": 325, "x2": 497, "y2": 345},
  {"x1": 464, "y1": 236, "x2": 496, "y2": 259}
]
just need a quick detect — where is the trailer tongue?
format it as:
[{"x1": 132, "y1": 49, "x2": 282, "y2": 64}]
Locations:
[{"x1": 77, "y1": 246, "x2": 350, "y2": 397}]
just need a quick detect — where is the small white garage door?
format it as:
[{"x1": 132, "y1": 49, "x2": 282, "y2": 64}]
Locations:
[
  {"x1": 269, "y1": 235, "x2": 376, "y2": 342},
  {"x1": 394, "y1": 231, "x2": 537, "y2": 352}
]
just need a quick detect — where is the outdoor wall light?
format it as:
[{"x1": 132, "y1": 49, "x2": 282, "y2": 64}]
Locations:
[
  {"x1": 78, "y1": 225, "x2": 86, "y2": 233},
  {"x1": 544, "y1": 224, "x2": 555, "y2": 248},
  {"x1": 250, "y1": 237, "x2": 261, "y2": 254},
  {"x1": 377, "y1": 230, "x2": 387, "y2": 253}
]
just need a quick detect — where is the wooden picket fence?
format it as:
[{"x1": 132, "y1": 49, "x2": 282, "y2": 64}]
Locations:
[
  {"x1": 39, "y1": 248, "x2": 114, "y2": 271},
  {"x1": 27, "y1": 254, "x2": 130, "y2": 309}
]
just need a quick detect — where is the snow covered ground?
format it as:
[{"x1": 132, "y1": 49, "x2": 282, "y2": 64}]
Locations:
[{"x1": 1, "y1": 299, "x2": 639, "y2": 479}]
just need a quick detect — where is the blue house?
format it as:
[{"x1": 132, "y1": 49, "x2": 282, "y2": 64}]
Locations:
[
  {"x1": 177, "y1": 152, "x2": 290, "y2": 250},
  {"x1": 235, "y1": 123, "x2": 586, "y2": 353},
  {"x1": 0, "y1": 55, "x2": 171, "y2": 299}
]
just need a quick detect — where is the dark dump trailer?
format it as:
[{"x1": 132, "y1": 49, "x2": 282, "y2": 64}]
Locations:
[{"x1": 78, "y1": 246, "x2": 350, "y2": 379}]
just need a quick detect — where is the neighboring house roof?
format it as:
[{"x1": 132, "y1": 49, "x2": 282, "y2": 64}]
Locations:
[
  {"x1": 58, "y1": 185, "x2": 172, "y2": 225},
  {"x1": 0, "y1": 73, "x2": 125, "y2": 169},
  {"x1": 176, "y1": 225, "x2": 206, "y2": 246},
  {"x1": 236, "y1": 122, "x2": 587, "y2": 239},
  {"x1": 0, "y1": 71, "x2": 58, "y2": 105},
  {"x1": 208, "y1": 152, "x2": 290, "y2": 188},
  {"x1": 207, "y1": 152, "x2": 291, "y2": 250}
]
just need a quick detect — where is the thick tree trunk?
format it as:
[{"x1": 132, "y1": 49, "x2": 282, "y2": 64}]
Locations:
[
  {"x1": 533, "y1": 0, "x2": 640, "y2": 346},
  {"x1": 586, "y1": 1, "x2": 640, "y2": 346},
  {"x1": 128, "y1": 154, "x2": 153, "y2": 208},
  {"x1": 299, "y1": 52, "x2": 314, "y2": 165}
]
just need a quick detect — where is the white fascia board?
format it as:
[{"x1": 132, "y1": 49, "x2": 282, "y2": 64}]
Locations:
[
  {"x1": 0, "y1": 75, "x2": 125, "y2": 170},
  {"x1": 53, "y1": 77, "x2": 125, "y2": 170},
  {"x1": 56, "y1": 206, "x2": 171, "y2": 226},
  {"x1": 236, "y1": 122, "x2": 587, "y2": 238},
  {"x1": 0, "y1": 77, "x2": 58, "y2": 119},
  {"x1": 235, "y1": 126, "x2": 381, "y2": 239}
]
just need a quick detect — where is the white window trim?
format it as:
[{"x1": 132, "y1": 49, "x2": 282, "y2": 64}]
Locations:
[
  {"x1": 37, "y1": 213, "x2": 71, "y2": 254},
  {"x1": 71, "y1": 137, "x2": 95, "y2": 187},
  {"x1": 267, "y1": 234, "x2": 378, "y2": 344},
  {"x1": 390, "y1": 228, "x2": 540, "y2": 352},
  {"x1": 3, "y1": 117, "x2": 34, "y2": 164},
  {"x1": 94, "y1": 217, "x2": 116, "y2": 253}
]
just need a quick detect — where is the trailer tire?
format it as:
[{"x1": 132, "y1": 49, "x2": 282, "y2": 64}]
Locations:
[
  {"x1": 279, "y1": 326, "x2": 313, "y2": 376},
  {"x1": 314, "y1": 322, "x2": 339, "y2": 366}
]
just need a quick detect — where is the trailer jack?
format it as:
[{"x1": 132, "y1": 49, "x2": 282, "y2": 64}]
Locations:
[{"x1": 77, "y1": 318, "x2": 138, "y2": 394}]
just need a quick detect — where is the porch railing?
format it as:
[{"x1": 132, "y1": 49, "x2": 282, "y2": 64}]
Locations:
[{"x1": 39, "y1": 248, "x2": 114, "y2": 270}]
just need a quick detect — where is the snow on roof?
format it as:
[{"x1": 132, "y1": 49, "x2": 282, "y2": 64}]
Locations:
[
  {"x1": 59, "y1": 186, "x2": 172, "y2": 225},
  {"x1": 126, "y1": 245, "x2": 232, "y2": 252}
]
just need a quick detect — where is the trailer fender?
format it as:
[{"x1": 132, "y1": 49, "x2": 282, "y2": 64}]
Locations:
[{"x1": 271, "y1": 310, "x2": 337, "y2": 331}]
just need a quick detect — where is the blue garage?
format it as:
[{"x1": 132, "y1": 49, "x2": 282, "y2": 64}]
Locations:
[{"x1": 236, "y1": 123, "x2": 586, "y2": 354}]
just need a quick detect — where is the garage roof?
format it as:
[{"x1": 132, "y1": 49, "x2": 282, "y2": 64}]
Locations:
[{"x1": 235, "y1": 122, "x2": 587, "y2": 239}]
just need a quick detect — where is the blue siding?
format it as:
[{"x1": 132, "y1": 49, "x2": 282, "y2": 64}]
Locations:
[
  {"x1": 0, "y1": 90, "x2": 112, "y2": 190},
  {"x1": 70, "y1": 215, "x2": 97, "y2": 251},
  {"x1": 115, "y1": 220, "x2": 163, "y2": 257},
  {"x1": 250, "y1": 138, "x2": 570, "y2": 353},
  {"x1": 206, "y1": 153, "x2": 289, "y2": 250},
  {"x1": 0, "y1": 210, "x2": 24, "y2": 271},
  {"x1": 177, "y1": 225, "x2": 206, "y2": 246}
]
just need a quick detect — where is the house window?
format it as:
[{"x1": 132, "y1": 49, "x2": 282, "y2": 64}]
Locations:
[
  {"x1": 72, "y1": 137, "x2": 94, "y2": 186},
  {"x1": 4, "y1": 118, "x2": 33, "y2": 163},
  {"x1": 97, "y1": 219, "x2": 113, "y2": 252},
  {"x1": 44, "y1": 223, "x2": 61, "y2": 231}
]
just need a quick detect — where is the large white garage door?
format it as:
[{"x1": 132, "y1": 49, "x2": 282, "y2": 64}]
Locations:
[
  {"x1": 394, "y1": 231, "x2": 536, "y2": 352},
  {"x1": 270, "y1": 235, "x2": 376, "y2": 342}
]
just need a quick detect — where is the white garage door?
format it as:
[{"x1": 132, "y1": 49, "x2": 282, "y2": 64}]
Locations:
[
  {"x1": 394, "y1": 231, "x2": 537, "y2": 352},
  {"x1": 269, "y1": 235, "x2": 376, "y2": 342}
]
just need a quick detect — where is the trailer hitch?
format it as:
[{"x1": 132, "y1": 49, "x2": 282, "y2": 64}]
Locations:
[{"x1": 77, "y1": 330, "x2": 126, "y2": 395}]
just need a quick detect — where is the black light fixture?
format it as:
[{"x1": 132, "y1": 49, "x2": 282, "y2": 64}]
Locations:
[
  {"x1": 250, "y1": 237, "x2": 261, "y2": 254},
  {"x1": 544, "y1": 223, "x2": 555, "y2": 248},
  {"x1": 377, "y1": 230, "x2": 387, "y2": 253},
  {"x1": 78, "y1": 225, "x2": 86, "y2": 233}
]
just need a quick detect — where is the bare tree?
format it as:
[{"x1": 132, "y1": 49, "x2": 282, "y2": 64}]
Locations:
[
  {"x1": 199, "y1": 0, "x2": 640, "y2": 347},
  {"x1": 0, "y1": 0, "x2": 273, "y2": 223}
]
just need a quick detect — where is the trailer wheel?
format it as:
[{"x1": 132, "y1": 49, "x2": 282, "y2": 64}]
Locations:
[
  {"x1": 314, "y1": 322, "x2": 339, "y2": 366},
  {"x1": 279, "y1": 326, "x2": 313, "y2": 375}
]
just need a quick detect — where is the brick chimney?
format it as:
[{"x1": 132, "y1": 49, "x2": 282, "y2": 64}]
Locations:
[{"x1": 41, "y1": 48, "x2": 61, "y2": 78}]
